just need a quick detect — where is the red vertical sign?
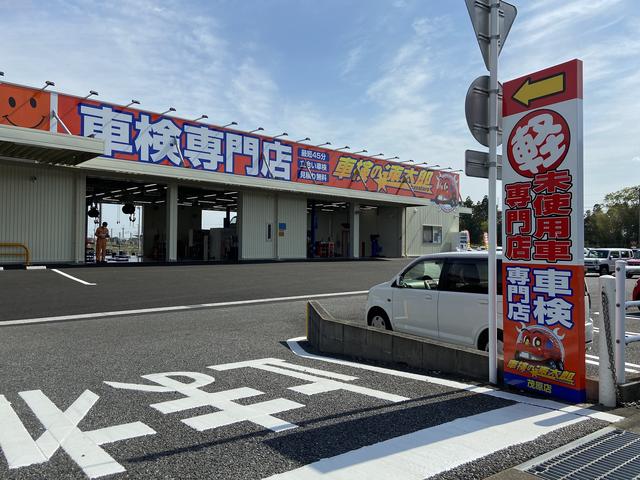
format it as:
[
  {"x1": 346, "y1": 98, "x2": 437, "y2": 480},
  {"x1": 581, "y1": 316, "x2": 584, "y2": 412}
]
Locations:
[{"x1": 502, "y1": 60, "x2": 586, "y2": 402}]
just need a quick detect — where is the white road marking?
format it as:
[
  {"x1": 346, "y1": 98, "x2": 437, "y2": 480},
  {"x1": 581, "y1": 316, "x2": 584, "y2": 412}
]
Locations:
[
  {"x1": 286, "y1": 338, "x2": 623, "y2": 423},
  {"x1": 585, "y1": 358, "x2": 639, "y2": 373},
  {"x1": 210, "y1": 358, "x2": 408, "y2": 403},
  {"x1": 25, "y1": 266, "x2": 46, "y2": 270},
  {"x1": 263, "y1": 403, "x2": 588, "y2": 480},
  {"x1": 593, "y1": 327, "x2": 640, "y2": 336},
  {"x1": 51, "y1": 269, "x2": 96, "y2": 286},
  {"x1": 592, "y1": 313, "x2": 640, "y2": 321},
  {"x1": 105, "y1": 371, "x2": 304, "y2": 433},
  {"x1": 586, "y1": 353, "x2": 640, "y2": 371},
  {"x1": 183, "y1": 397, "x2": 303, "y2": 433},
  {"x1": 0, "y1": 291, "x2": 368, "y2": 327},
  {"x1": 0, "y1": 395, "x2": 47, "y2": 468},
  {"x1": 0, "y1": 389, "x2": 155, "y2": 478}
]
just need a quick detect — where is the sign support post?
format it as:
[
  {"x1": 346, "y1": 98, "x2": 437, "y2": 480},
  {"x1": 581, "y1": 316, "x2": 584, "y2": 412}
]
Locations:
[
  {"x1": 465, "y1": 0, "x2": 516, "y2": 384},
  {"x1": 487, "y1": 1, "x2": 499, "y2": 385}
]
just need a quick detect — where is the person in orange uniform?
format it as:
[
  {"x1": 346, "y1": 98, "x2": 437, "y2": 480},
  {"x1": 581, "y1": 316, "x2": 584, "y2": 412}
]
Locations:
[{"x1": 95, "y1": 222, "x2": 110, "y2": 263}]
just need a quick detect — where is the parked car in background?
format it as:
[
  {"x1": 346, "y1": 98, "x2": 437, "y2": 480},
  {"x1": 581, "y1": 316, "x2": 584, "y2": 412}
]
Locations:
[
  {"x1": 626, "y1": 250, "x2": 640, "y2": 278},
  {"x1": 584, "y1": 248, "x2": 633, "y2": 276},
  {"x1": 365, "y1": 252, "x2": 593, "y2": 351},
  {"x1": 633, "y1": 278, "x2": 640, "y2": 310}
]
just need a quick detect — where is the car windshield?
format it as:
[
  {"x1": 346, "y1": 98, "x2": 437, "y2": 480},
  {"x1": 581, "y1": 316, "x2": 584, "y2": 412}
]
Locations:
[
  {"x1": 635, "y1": 251, "x2": 640, "y2": 260},
  {"x1": 587, "y1": 249, "x2": 608, "y2": 258}
]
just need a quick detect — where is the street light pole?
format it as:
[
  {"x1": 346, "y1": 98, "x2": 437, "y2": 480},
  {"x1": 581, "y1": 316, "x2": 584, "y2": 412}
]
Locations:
[{"x1": 487, "y1": 1, "x2": 499, "y2": 385}]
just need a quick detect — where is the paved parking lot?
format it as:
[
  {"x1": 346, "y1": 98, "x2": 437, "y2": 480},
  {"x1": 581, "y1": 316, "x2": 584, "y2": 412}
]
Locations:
[
  {"x1": 0, "y1": 262, "x2": 634, "y2": 479},
  {"x1": 0, "y1": 296, "x2": 621, "y2": 479},
  {"x1": 0, "y1": 260, "x2": 408, "y2": 322}
]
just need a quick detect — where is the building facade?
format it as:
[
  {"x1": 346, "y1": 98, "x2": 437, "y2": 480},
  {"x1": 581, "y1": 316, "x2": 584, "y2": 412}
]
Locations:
[{"x1": 0, "y1": 82, "x2": 464, "y2": 264}]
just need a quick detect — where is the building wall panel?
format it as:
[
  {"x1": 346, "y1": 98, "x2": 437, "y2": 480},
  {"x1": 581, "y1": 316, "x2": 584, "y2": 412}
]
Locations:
[
  {"x1": 276, "y1": 195, "x2": 306, "y2": 259},
  {"x1": 239, "y1": 190, "x2": 276, "y2": 259},
  {"x1": 0, "y1": 162, "x2": 77, "y2": 263},
  {"x1": 404, "y1": 205, "x2": 460, "y2": 256}
]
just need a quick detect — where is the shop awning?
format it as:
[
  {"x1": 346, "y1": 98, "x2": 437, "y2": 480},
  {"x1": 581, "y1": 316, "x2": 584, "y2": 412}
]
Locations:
[{"x1": 0, "y1": 124, "x2": 104, "y2": 166}]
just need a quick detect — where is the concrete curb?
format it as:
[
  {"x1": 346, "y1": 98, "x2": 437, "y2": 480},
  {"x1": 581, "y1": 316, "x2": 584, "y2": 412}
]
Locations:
[
  {"x1": 306, "y1": 300, "x2": 639, "y2": 404},
  {"x1": 306, "y1": 300, "x2": 501, "y2": 382}
]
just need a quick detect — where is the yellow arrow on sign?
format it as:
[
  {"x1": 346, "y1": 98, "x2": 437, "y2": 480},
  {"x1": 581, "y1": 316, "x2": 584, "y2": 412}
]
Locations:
[{"x1": 512, "y1": 73, "x2": 565, "y2": 107}]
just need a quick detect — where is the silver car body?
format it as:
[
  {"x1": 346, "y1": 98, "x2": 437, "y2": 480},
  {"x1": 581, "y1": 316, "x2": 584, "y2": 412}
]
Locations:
[{"x1": 365, "y1": 251, "x2": 593, "y2": 349}]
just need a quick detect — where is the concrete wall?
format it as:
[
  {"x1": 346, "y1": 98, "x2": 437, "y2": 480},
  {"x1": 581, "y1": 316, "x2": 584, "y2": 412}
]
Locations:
[
  {"x1": 404, "y1": 204, "x2": 461, "y2": 256},
  {"x1": 0, "y1": 161, "x2": 82, "y2": 263}
]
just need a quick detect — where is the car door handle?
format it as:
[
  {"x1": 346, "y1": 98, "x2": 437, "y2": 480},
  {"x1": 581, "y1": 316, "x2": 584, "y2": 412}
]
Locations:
[
  {"x1": 478, "y1": 300, "x2": 488, "y2": 305},
  {"x1": 425, "y1": 294, "x2": 433, "y2": 300}
]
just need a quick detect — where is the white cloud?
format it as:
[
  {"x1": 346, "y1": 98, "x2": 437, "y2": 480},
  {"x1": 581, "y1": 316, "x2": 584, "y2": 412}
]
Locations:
[{"x1": 342, "y1": 45, "x2": 364, "y2": 76}]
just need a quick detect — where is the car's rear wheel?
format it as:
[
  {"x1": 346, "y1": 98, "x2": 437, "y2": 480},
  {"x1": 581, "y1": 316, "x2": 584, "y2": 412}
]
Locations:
[
  {"x1": 368, "y1": 309, "x2": 392, "y2": 330},
  {"x1": 600, "y1": 265, "x2": 609, "y2": 276}
]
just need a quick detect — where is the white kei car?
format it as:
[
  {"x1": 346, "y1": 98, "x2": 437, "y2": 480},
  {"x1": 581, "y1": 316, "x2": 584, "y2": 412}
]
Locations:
[{"x1": 365, "y1": 252, "x2": 593, "y2": 351}]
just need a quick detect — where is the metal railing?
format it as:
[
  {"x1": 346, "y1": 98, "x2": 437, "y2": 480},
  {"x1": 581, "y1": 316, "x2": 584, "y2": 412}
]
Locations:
[
  {"x1": 615, "y1": 260, "x2": 640, "y2": 384},
  {"x1": 0, "y1": 243, "x2": 31, "y2": 266}
]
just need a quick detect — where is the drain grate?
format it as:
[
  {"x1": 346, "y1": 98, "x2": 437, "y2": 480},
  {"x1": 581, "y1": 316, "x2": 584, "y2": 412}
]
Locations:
[{"x1": 527, "y1": 429, "x2": 640, "y2": 479}]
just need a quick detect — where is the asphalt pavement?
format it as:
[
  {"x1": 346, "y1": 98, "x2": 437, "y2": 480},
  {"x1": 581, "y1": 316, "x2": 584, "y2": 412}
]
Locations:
[
  {"x1": 0, "y1": 259, "x2": 409, "y2": 321},
  {"x1": 0, "y1": 263, "x2": 636, "y2": 479},
  {"x1": 0, "y1": 297, "x2": 618, "y2": 479}
]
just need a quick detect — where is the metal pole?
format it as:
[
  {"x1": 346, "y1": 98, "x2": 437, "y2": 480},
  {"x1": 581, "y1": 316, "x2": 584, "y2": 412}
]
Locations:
[
  {"x1": 599, "y1": 275, "x2": 617, "y2": 406},
  {"x1": 615, "y1": 260, "x2": 626, "y2": 384},
  {"x1": 487, "y1": 1, "x2": 499, "y2": 385},
  {"x1": 137, "y1": 206, "x2": 142, "y2": 258}
]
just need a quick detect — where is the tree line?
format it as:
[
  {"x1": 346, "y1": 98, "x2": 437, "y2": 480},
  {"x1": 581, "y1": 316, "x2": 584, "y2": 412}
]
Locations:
[{"x1": 459, "y1": 185, "x2": 640, "y2": 248}]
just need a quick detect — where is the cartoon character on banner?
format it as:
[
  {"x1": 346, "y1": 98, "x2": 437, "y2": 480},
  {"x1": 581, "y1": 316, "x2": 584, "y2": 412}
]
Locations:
[
  {"x1": 514, "y1": 324, "x2": 566, "y2": 372},
  {"x1": 435, "y1": 172, "x2": 461, "y2": 212},
  {"x1": 0, "y1": 84, "x2": 50, "y2": 129}
]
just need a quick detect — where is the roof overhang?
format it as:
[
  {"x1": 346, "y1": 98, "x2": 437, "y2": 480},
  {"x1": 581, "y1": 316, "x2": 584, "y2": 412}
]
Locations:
[
  {"x1": 0, "y1": 124, "x2": 105, "y2": 166},
  {"x1": 79, "y1": 157, "x2": 439, "y2": 207}
]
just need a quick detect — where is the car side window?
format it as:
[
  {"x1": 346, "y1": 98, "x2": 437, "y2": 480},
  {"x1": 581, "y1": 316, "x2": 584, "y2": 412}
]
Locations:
[
  {"x1": 399, "y1": 260, "x2": 442, "y2": 290},
  {"x1": 610, "y1": 251, "x2": 620, "y2": 259},
  {"x1": 621, "y1": 250, "x2": 631, "y2": 259},
  {"x1": 439, "y1": 259, "x2": 487, "y2": 294}
]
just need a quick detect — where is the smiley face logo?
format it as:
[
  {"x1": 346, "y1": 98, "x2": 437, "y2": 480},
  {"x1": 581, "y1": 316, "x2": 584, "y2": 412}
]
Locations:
[{"x1": 0, "y1": 84, "x2": 50, "y2": 130}]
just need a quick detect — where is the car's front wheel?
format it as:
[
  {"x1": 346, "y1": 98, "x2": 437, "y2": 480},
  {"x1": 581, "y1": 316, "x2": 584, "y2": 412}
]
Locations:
[
  {"x1": 600, "y1": 265, "x2": 609, "y2": 276},
  {"x1": 480, "y1": 329, "x2": 504, "y2": 354},
  {"x1": 368, "y1": 308, "x2": 392, "y2": 331}
]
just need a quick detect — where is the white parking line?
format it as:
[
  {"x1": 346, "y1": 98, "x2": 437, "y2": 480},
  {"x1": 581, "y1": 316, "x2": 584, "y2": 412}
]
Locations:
[
  {"x1": 286, "y1": 337, "x2": 622, "y2": 423},
  {"x1": 585, "y1": 357, "x2": 639, "y2": 373},
  {"x1": 264, "y1": 403, "x2": 588, "y2": 480},
  {"x1": 593, "y1": 327, "x2": 640, "y2": 336},
  {"x1": 0, "y1": 291, "x2": 368, "y2": 327},
  {"x1": 592, "y1": 313, "x2": 639, "y2": 321},
  {"x1": 51, "y1": 269, "x2": 96, "y2": 286},
  {"x1": 586, "y1": 353, "x2": 640, "y2": 370}
]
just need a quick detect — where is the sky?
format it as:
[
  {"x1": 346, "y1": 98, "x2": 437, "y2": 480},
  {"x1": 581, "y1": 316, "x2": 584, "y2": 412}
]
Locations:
[{"x1": 3, "y1": 0, "x2": 640, "y2": 235}]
